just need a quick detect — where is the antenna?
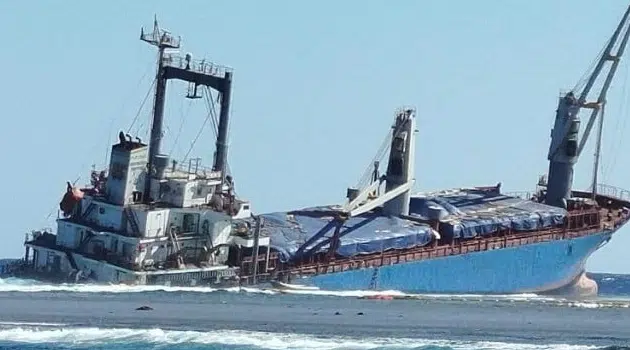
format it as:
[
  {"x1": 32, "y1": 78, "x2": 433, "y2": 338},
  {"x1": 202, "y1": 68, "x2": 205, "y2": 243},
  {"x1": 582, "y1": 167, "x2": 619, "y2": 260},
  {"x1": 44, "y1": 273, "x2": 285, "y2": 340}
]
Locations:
[{"x1": 140, "y1": 16, "x2": 181, "y2": 50}]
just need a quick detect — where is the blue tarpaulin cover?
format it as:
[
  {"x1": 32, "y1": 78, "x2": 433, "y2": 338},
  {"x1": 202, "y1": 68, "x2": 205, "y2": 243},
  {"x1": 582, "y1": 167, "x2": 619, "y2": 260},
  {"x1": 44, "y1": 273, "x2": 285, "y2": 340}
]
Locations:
[
  {"x1": 259, "y1": 189, "x2": 566, "y2": 262},
  {"x1": 260, "y1": 207, "x2": 435, "y2": 263},
  {"x1": 409, "y1": 188, "x2": 567, "y2": 239}
]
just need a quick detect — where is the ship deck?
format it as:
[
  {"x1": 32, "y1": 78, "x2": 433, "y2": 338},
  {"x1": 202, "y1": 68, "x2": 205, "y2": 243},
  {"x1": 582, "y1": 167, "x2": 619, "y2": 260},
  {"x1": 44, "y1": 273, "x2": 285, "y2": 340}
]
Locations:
[
  {"x1": 235, "y1": 184, "x2": 630, "y2": 285},
  {"x1": 19, "y1": 184, "x2": 630, "y2": 288}
]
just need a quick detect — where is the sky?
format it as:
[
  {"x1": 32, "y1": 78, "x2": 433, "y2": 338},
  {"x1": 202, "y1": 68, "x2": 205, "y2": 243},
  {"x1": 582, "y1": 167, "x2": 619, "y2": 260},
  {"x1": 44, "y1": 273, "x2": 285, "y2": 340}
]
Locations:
[{"x1": 0, "y1": 0, "x2": 629, "y2": 273}]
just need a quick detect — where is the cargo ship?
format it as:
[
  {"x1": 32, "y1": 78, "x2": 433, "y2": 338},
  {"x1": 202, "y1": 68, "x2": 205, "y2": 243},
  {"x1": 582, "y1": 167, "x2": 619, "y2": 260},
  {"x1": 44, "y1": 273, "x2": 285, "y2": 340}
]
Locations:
[{"x1": 4, "y1": 9, "x2": 630, "y2": 297}]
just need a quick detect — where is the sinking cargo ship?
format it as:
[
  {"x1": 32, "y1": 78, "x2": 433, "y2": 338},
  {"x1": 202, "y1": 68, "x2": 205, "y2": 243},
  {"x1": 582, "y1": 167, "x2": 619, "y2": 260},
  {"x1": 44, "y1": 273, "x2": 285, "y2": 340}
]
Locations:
[{"x1": 5, "y1": 9, "x2": 630, "y2": 297}]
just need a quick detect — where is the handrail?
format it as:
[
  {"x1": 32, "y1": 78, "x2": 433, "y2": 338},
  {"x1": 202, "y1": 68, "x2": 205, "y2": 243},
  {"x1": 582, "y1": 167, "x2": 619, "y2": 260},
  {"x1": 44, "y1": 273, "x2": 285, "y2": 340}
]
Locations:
[
  {"x1": 167, "y1": 158, "x2": 222, "y2": 180},
  {"x1": 505, "y1": 184, "x2": 630, "y2": 203},
  {"x1": 292, "y1": 228, "x2": 598, "y2": 275},
  {"x1": 504, "y1": 191, "x2": 534, "y2": 200},
  {"x1": 594, "y1": 183, "x2": 630, "y2": 202},
  {"x1": 162, "y1": 54, "x2": 233, "y2": 77}
]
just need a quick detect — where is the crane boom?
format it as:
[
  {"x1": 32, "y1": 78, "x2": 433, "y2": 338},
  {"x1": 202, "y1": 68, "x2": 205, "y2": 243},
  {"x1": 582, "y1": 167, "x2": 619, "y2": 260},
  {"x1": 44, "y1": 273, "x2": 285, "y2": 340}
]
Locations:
[
  {"x1": 544, "y1": 4, "x2": 630, "y2": 208},
  {"x1": 291, "y1": 108, "x2": 417, "y2": 263},
  {"x1": 343, "y1": 108, "x2": 416, "y2": 218}
]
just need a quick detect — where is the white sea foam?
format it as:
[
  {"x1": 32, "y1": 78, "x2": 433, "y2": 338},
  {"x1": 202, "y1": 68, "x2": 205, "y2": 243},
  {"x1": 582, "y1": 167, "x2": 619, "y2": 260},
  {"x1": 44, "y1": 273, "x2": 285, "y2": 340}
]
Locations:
[
  {"x1": 0, "y1": 277, "x2": 430, "y2": 298},
  {"x1": 0, "y1": 277, "x2": 532, "y2": 298},
  {"x1": 0, "y1": 322, "x2": 67, "y2": 327},
  {"x1": 0, "y1": 277, "x2": 541, "y2": 300},
  {"x1": 567, "y1": 301, "x2": 630, "y2": 309},
  {"x1": 0, "y1": 277, "x2": 273, "y2": 294},
  {"x1": 1, "y1": 277, "x2": 628, "y2": 308},
  {"x1": 0, "y1": 325, "x2": 601, "y2": 350}
]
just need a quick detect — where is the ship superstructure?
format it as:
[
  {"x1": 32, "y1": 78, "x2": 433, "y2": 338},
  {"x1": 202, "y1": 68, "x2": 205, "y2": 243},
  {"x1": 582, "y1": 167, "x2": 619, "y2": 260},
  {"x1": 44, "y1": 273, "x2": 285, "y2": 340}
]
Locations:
[
  {"x1": 19, "y1": 19, "x2": 268, "y2": 286},
  {"x1": 7, "y1": 7, "x2": 630, "y2": 296}
]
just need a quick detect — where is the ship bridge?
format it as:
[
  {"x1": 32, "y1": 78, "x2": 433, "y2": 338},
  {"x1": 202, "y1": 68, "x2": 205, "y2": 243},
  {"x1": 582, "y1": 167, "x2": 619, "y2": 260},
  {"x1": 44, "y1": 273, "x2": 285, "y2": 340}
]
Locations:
[{"x1": 22, "y1": 18, "x2": 263, "y2": 284}]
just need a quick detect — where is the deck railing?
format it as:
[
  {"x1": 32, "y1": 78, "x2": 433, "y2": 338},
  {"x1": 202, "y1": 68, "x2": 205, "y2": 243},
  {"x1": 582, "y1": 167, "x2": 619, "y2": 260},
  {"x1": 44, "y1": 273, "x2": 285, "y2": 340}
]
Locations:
[
  {"x1": 594, "y1": 184, "x2": 630, "y2": 202},
  {"x1": 162, "y1": 54, "x2": 233, "y2": 78},
  {"x1": 235, "y1": 206, "x2": 616, "y2": 282},
  {"x1": 505, "y1": 184, "x2": 630, "y2": 204},
  {"x1": 280, "y1": 208, "x2": 612, "y2": 277},
  {"x1": 504, "y1": 191, "x2": 534, "y2": 200},
  {"x1": 167, "y1": 157, "x2": 222, "y2": 180}
]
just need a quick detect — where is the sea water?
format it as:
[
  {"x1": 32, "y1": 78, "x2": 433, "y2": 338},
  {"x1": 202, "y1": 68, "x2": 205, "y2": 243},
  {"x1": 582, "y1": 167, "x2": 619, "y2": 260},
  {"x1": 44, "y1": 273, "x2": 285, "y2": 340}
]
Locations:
[{"x1": 0, "y1": 273, "x2": 628, "y2": 350}]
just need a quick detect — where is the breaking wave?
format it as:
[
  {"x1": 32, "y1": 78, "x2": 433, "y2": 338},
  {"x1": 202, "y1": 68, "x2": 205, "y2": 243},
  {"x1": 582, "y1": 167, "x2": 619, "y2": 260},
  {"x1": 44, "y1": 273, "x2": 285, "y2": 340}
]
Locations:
[
  {"x1": 0, "y1": 324, "x2": 619, "y2": 350},
  {"x1": 0, "y1": 277, "x2": 270, "y2": 294},
  {"x1": 0, "y1": 277, "x2": 521, "y2": 298},
  {"x1": 0, "y1": 277, "x2": 403, "y2": 297},
  {"x1": 0, "y1": 277, "x2": 553, "y2": 300},
  {"x1": 1, "y1": 277, "x2": 630, "y2": 309}
]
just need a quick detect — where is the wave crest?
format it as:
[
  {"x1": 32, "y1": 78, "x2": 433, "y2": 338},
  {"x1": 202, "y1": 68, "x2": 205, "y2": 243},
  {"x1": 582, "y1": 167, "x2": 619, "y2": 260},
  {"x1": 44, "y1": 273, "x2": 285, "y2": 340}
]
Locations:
[
  {"x1": 1, "y1": 277, "x2": 630, "y2": 309},
  {"x1": 0, "y1": 325, "x2": 605, "y2": 350}
]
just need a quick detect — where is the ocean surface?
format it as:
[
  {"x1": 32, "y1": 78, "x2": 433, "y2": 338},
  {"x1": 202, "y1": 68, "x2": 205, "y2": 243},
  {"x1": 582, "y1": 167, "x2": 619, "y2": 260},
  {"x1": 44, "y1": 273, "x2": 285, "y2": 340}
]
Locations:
[{"x1": 0, "y1": 271, "x2": 628, "y2": 350}]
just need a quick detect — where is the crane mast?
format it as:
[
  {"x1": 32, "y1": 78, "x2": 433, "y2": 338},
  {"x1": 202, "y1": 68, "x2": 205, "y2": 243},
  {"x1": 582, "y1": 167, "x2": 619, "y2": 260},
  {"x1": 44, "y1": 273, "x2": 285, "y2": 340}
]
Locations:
[
  {"x1": 342, "y1": 108, "x2": 416, "y2": 218},
  {"x1": 545, "y1": 5, "x2": 630, "y2": 209}
]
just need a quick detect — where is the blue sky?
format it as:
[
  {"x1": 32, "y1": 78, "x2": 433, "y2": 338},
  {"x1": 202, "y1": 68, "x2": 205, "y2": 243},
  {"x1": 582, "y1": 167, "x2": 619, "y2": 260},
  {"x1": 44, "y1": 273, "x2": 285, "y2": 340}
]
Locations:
[{"x1": 1, "y1": 0, "x2": 629, "y2": 273}]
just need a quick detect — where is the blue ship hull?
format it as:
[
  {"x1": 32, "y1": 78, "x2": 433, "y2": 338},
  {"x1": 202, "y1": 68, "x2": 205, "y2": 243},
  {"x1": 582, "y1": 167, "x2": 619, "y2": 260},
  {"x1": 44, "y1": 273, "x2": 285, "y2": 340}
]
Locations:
[{"x1": 300, "y1": 231, "x2": 613, "y2": 294}]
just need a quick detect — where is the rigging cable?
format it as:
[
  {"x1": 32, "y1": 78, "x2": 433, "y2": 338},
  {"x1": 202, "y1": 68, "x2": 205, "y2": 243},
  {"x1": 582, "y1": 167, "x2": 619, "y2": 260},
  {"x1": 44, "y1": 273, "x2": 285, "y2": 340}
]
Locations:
[
  {"x1": 127, "y1": 77, "x2": 157, "y2": 134},
  {"x1": 355, "y1": 129, "x2": 393, "y2": 190},
  {"x1": 571, "y1": 7, "x2": 630, "y2": 94},
  {"x1": 180, "y1": 89, "x2": 216, "y2": 165},
  {"x1": 40, "y1": 68, "x2": 155, "y2": 230},
  {"x1": 203, "y1": 86, "x2": 220, "y2": 138},
  {"x1": 168, "y1": 95, "x2": 194, "y2": 156},
  {"x1": 602, "y1": 58, "x2": 630, "y2": 181},
  {"x1": 202, "y1": 86, "x2": 233, "y2": 177},
  {"x1": 572, "y1": 41, "x2": 609, "y2": 94},
  {"x1": 103, "y1": 65, "x2": 154, "y2": 168}
]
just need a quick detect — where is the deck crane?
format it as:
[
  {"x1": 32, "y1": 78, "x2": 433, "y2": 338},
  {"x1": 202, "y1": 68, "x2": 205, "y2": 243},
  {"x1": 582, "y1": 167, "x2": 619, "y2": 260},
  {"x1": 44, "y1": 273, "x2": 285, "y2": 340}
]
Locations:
[
  {"x1": 342, "y1": 108, "x2": 417, "y2": 218},
  {"x1": 545, "y1": 5, "x2": 630, "y2": 209},
  {"x1": 290, "y1": 108, "x2": 417, "y2": 264}
]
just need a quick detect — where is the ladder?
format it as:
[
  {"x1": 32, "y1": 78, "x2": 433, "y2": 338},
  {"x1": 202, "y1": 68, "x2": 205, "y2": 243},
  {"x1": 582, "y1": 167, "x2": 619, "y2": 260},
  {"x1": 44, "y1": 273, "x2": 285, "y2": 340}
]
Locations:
[
  {"x1": 167, "y1": 226, "x2": 185, "y2": 268},
  {"x1": 124, "y1": 207, "x2": 140, "y2": 235}
]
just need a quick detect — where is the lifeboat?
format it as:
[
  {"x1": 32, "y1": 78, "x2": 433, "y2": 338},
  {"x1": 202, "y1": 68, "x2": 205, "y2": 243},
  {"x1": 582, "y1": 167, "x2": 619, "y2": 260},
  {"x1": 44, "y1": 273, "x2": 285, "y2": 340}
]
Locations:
[{"x1": 59, "y1": 182, "x2": 85, "y2": 216}]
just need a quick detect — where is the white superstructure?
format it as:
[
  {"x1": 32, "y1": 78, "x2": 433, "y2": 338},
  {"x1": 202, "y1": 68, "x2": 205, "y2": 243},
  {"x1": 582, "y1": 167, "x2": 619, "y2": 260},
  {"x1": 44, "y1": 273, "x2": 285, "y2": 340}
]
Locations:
[
  {"x1": 23, "y1": 133, "x2": 268, "y2": 285},
  {"x1": 21, "y1": 19, "x2": 272, "y2": 286}
]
